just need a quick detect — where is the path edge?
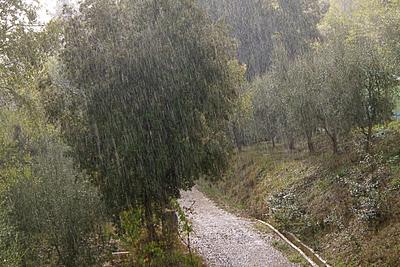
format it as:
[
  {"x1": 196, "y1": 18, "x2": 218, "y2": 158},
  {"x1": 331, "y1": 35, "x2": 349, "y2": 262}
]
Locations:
[{"x1": 256, "y1": 219, "x2": 331, "y2": 267}]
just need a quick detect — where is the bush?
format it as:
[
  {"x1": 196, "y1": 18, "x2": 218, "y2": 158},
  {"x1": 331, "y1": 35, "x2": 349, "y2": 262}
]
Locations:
[
  {"x1": 118, "y1": 203, "x2": 202, "y2": 267},
  {"x1": 268, "y1": 190, "x2": 312, "y2": 234},
  {"x1": 337, "y1": 152, "x2": 389, "y2": 227},
  {"x1": 0, "y1": 110, "x2": 106, "y2": 266}
]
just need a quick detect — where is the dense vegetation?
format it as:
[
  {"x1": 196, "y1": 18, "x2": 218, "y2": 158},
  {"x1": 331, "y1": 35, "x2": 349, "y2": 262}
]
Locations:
[
  {"x1": 0, "y1": 0, "x2": 399, "y2": 266},
  {"x1": 1, "y1": 0, "x2": 238, "y2": 265},
  {"x1": 199, "y1": 121, "x2": 400, "y2": 266},
  {"x1": 198, "y1": 0, "x2": 400, "y2": 266},
  {"x1": 236, "y1": 0, "x2": 400, "y2": 155},
  {"x1": 61, "y1": 0, "x2": 240, "y2": 241}
]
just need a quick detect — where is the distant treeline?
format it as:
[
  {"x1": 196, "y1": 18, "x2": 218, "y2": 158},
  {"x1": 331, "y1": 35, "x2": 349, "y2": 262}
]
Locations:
[{"x1": 220, "y1": 0, "x2": 400, "y2": 154}]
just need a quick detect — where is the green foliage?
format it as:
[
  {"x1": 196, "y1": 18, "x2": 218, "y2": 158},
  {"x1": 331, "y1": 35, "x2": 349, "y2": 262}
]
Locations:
[
  {"x1": 268, "y1": 190, "x2": 313, "y2": 234},
  {"x1": 118, "y1": 203, "x2": 201, "y2": 267},
  {"x1": 137, "y1": 242, "x2": 203, "y2": 267},
  {"x1": 137, "y1": 241, "x2": 166, "y2": 266},
  {"x1": 0, "y1": 110, "x2": 105, "y2": 267},
  {"x1": 322, "y1": 0, "x2": 400, "y2": 71},
  {"x1": 271, "y1": 240, "x2": 309, "y2": 267},
  {"x1": 172, "y1": 199, "x2": 193, "y2": 238},
  {"x1": 2, "y1": 0, "x2": 400, "y2": 265},
  {"x1": 120, "y1": 208, "x2": 144, "y2": 249},
  {"x1": 248, "y1": 0, "x2": 398, "y2": 154},
  {"x1": 61, "y1": 0, "x2": 239, "y2": 224},
  {"x1": 0, "y1": 1, "x2": 62, "y2": 110}
]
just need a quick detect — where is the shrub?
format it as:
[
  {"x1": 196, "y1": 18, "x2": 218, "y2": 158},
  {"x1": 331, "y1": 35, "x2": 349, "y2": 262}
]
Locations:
[
  {"x1": 337, "y1": 153, "x2": 389, "y2": 227},
  {"x1": 268, "y1": 190, "x2": 312, "y2": 234},
  {"x1": 118, "y1": 201, "x2": 202, "y2": 267},
  {"x1": 0, "y1": 111, "x2": 106, "y2": 266},
  {"x1": 120, "y1": 208, "x2": 144, "y2": 250}
]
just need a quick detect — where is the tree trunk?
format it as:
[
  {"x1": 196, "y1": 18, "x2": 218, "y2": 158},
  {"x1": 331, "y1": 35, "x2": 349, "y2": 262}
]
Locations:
[
  {"x1": 288, "y1": 137, "x2": 295, "y2": 151},
  {"x1": 330, "y1": 133, "x2": 339, "y2": 154},
  {"x1": 232, "y1": 123, "x2": 242, "y2": 151},
  {"x1": 306, "y1": 131, "x2": 314, "y2": 153},
  {"x1": 365, "y1": 125, "x2": 373, "y2": 153},
  {"x1": 272, "y1": 136, "x2": 276, "y2": 149},
  {"x1": 324, "y1": 125, "x2": 339, "y2": 154},
  {"x1": 162, "y1": 208, "x2": 178, "y2": 247},
  {"x1": 144, "y1": 195, "x2": 156, "y2": 241}
]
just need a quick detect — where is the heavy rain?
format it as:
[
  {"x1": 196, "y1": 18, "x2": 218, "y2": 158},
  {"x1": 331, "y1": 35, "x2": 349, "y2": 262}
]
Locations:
[{"x1": 0, "y1": 0, "x2": 399, "y2": 266}]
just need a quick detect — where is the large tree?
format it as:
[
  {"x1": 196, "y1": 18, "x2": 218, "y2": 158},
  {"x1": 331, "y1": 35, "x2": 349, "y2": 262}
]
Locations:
[{"x1": 62, "y1": 0, "x2": 239, "y2": 238}]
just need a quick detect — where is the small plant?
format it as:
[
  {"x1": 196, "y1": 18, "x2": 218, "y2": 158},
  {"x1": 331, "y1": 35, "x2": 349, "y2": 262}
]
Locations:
[
  {"x1": 336, "y1": 153, "x2": 389, "y2": 226},
  {"x1": 268, "y1": 190, "x2": 311, "y2": 233},
  {"x1": 323, "y1": 209, "x2": 345, "y2": 231},
  {"x1": 387, "y1": 154, "x2": 400, "y2": 164},
  {"x1": 172, "y1": 199, "x2": 195, "y2": 261},
  {"x1": 120, "y1": 208, "x2": 144, "y2": 251},
  {"x1": 118, "y1": 200, "x2": 202, "y2": 267},
  {"x1": 354, "y1": 194, "x2": 380, "y2": 223},
  {"x1": 390, "y1": 176, "x2": 400, "y2": 190},
  {"x1": 115, "y1": 208, "x2": 142, "y2": 265},
  {"x1": 137, "y1": 241, "x2": 166, "y2": 266}
]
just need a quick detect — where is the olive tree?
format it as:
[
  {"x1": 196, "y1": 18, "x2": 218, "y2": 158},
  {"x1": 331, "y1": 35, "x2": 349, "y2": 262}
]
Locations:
[
  {"x1": 62, "y1": 0, "x2": 239, "y2": 239},
  {"x1": 348, "y1": 41, "x2": 397, "y2": 151}
]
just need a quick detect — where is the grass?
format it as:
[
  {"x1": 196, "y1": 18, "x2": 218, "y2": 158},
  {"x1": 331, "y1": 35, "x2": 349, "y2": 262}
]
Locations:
[
  {"x1": 199, "y1": 121, "x2": 400, "y2": 266},
  {"x1": 197, "y1": 178, "x2": 248, "y2": 216},
  {"x1": 107, "y1": 209, "x2": 206, "y2": 267},
  {"x1": 199, "y1": 143, "x2": 318, "y2": 219},
  {"x1": 254, "y1": 222, "x2": 310, "y2": 267},
  {"x1": 271, "y1": 240, "x2": 310, "y2": 267},
  {"x1": 117, "y1": 238, "x2": 205, "y2": 267}
]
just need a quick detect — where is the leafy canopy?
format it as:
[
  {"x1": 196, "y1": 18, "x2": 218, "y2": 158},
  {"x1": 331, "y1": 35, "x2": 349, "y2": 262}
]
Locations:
[{"x1": 62, "y1": 0, "x2": 240, "y2": 213}]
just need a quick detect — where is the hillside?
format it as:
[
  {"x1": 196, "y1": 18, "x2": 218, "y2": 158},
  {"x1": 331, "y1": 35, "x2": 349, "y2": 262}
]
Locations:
[{"x1": 199, "y1": 121, "x2": 400, "y2": 266}]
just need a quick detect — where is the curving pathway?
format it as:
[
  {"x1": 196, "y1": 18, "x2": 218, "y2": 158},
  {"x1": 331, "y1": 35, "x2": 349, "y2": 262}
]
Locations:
[{"x1": 179, "y1": 187, "x2": 298, "y2": 267}]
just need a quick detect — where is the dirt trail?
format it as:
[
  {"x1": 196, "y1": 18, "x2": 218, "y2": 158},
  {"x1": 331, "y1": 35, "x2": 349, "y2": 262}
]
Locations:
[{"x1": 179, "y1": 187, "x2": 298, "y2": 267}]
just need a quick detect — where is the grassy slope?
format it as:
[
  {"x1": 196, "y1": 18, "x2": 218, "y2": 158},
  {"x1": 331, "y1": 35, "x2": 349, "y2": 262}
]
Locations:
[{"x1": 199, "y1": 121, "x2": 400, "y2": 266}]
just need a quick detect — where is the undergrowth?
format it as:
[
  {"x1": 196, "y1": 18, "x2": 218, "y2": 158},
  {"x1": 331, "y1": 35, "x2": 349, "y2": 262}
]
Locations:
[
  {"x1": 107, "y1": 206, "x2": 204, "y2": 267},
  {"x1": 199, "y1": 121, "x2": 400, "y2": 266},
  {"x1": 271, "y1": 240, "x2": 309, "y2": 267}
]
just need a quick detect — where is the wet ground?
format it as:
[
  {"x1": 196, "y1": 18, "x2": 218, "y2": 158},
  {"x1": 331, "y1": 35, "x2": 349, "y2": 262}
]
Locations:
[{"x1": 179, "y1": 187, "x2": 298, "y2": 267}]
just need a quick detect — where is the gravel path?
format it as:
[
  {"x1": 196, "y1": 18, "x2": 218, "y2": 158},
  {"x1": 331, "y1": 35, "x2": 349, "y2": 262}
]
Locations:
[{"x1": 179, "y1": 187, "x2": 298, "y2": 267}]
